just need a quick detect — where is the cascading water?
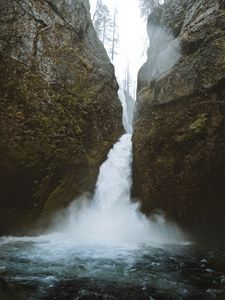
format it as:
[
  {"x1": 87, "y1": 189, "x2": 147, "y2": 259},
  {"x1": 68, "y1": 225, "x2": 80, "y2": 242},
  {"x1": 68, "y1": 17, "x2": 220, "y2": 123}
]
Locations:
[
  {"x1": 1, "y1": 3, "x2": 225, "y2": 299},
  {"x1": 53, "y1": 76, "x2": 186, "y2": 245},
  {"x1": 0, "y1": 50, "x2": 224, "y2": 300},
  {"x1": 0, "y1": 43, "x2": 225, "y2": 300},
  {"x1": 94, "y1": 134, "x2": 132, "y2": 209},
  {"x1": 118, "y1": 88, "x2": 133, "y2": 133},
  {"x1": 58, "y1": 131, "x2": 184, "y2": 245},
  {"x1": 1, "y1": 95, "x2": 225, "y2": 300}
]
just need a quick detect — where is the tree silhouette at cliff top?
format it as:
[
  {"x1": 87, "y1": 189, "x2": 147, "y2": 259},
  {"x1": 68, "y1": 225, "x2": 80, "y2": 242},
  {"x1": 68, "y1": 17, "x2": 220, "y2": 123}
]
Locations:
[{"x1": 93, "y1": 0, "x2": 119, "y2": 61}]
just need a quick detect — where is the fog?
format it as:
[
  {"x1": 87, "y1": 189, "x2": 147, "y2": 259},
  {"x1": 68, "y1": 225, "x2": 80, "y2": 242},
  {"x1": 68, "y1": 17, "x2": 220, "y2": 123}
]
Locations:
[
  {"x1": 50, "y1": 134, "x2": 186, "y2": 246},
  {"x1": 90, "y1": 0, "x2": 148, "y2": 98}
]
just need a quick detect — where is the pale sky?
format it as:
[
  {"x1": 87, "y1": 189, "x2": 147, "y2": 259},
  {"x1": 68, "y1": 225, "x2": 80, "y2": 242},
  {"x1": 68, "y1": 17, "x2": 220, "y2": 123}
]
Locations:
[{"x1": 90, "y1": 0, "x2": 148, "y2": 98}]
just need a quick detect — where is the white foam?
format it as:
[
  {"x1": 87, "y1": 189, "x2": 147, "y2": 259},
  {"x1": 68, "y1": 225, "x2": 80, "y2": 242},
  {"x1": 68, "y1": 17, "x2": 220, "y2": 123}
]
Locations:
[{"x1": 52, "y1": 134, "x2": 186, "y2": 246}]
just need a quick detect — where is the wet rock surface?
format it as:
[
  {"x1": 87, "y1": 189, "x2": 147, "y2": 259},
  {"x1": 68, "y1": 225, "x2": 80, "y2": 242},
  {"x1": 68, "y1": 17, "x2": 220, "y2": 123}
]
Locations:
[
  {"x1": 0, "y1": 0, "x2": 123, "y2": 234},
  {"x1": 133, "y1": 0, "x2": 225, "y2": 245}
]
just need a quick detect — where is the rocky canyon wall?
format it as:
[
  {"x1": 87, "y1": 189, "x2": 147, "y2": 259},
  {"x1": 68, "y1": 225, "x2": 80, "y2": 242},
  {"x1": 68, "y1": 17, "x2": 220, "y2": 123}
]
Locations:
[
  {"x1": 133, "y1": 0, "x2": 225, "y2": 244},
  {"x1": 0, "y1": 0, "x2": 123, "y2": 234}
]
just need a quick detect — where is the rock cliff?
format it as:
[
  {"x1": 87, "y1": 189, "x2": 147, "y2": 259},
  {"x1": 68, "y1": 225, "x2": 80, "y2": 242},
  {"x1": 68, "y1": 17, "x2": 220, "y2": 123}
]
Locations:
[
  {"x1": 133, "y1": 0, "x2": 225, "y2": 244},
  {"x1": 0, "y1": 0, "x2": 123, "y2": 234}
]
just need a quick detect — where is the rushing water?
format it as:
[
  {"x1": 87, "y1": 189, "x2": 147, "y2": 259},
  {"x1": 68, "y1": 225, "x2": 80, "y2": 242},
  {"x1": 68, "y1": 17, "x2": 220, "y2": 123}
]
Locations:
[
  {"x1": 0, "y1": 134, "x2": 225, "y2": 299},
  {"x1": 52, "y1": 134, "x2": 184, "y2": 245},
  {"x1": 1, "y1": 10, "x2": 224, "y2": 298},
  {"x1": 118, "y1": 89, "x2": 133, "y2": 134},
  {"x1": 0, "y1": 235, "x2": 225, "y2": 299},
  {"x1": 1, "y1": 82, "x2": 225, "y2": 300},
  {"x1": 1, "y1": 3, "x2": 224, "y2": 299}
]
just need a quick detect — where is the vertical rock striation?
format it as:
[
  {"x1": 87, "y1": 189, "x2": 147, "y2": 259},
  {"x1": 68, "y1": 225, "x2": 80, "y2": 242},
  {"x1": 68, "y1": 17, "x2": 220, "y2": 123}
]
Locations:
[
  {"x1": 0, "y1": 0, "x2": 123, "y2": 234},
  {"x1": 133, "y1": 0, "x2": 225, "y2": 244}
]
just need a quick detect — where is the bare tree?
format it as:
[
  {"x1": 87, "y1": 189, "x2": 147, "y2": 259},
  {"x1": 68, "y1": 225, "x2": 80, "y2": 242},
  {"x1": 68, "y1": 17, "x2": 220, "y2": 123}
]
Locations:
[{"x1": 110, "y1": 8, "x2": 119, "y2": 61}]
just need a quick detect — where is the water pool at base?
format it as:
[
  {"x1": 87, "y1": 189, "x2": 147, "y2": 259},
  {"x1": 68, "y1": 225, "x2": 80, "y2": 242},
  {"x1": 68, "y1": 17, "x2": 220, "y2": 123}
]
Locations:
[{"x1": 0, "y1": 235, "x2": 225, "y2": 300}]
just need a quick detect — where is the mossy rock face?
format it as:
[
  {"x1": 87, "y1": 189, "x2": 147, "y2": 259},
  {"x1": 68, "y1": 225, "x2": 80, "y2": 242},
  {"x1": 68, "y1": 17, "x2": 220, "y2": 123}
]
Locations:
[
  {"x1": 133, "y1": 0, "x2": 225, "y2": 245},
  {"x1": 0, "y1": 0, "x2": 123, "y2": 234}
]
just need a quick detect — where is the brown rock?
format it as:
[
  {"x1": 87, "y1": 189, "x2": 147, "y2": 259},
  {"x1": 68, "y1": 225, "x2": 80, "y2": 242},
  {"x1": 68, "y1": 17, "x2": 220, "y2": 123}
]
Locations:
[
  {"x1": 0, "y1": 0, "x2": 123, "y2": 234},
  {"x1": 133, "y1": 0, "x2": 225, "y2": 246}
]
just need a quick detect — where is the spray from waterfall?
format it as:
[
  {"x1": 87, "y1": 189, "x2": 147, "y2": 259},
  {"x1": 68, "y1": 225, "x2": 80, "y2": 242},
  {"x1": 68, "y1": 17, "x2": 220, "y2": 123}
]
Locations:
[
  {"x1": 52, "y1": 132, "x2": 185, "y2": 245},
  {"x1": 48, "y1": 0, "x2": 187, "y2": 246}
]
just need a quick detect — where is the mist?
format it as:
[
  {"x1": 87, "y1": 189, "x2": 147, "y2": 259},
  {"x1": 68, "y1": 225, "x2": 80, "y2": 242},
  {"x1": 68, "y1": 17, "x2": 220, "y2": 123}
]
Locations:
[
  {"x1": 148, "y1": 24, "x2": 181, "y2": 80},
  {"x1": 90, "y1": 0, "x2": 148, "y2": 98},
  {"x1": 49, "y1": 134, "x2": 186, "y2": 246},
  {"x1": 1, "y1": 1, "x2": 224, "y2": 299}
]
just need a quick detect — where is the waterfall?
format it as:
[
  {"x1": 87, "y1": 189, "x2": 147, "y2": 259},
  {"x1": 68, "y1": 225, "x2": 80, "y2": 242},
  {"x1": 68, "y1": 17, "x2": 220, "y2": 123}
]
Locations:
[
  {"x1": 93, "y1": 134, "x2": 132, "y2": 210},
  {"x1": 50, "y1": 1, "x2": 185, "y2": 246},
  {"x1": 56, "y1": 105, "x2": 184, "y2": 244},
  {"x1": 118, "y1": 88, "x2": 133, "y2": 133}
]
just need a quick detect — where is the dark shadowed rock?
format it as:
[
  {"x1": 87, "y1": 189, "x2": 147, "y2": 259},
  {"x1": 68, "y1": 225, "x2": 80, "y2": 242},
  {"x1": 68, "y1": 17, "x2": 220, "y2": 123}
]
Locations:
[
  {"x1": 0, "y1": 277, "x2": 23, "y2": 300},
  {"x1": 0, "y1": 278, "x2": 12, "y2": 300},
  {"x1": 0, "y1": 0, "x2": 123, "y2": 234},
  {"x1": 133, "y1": 0, "x2": 225, "y2": 246}
]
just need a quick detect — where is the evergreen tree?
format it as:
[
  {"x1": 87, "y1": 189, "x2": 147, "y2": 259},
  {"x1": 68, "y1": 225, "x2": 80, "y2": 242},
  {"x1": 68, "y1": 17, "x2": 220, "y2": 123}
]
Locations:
[
  {"x1": 93, "y1": 1, "x2": 119, "y2": 61},
  {"x1": 93, "y1": 0, "x2": 112, "y2": 46}
]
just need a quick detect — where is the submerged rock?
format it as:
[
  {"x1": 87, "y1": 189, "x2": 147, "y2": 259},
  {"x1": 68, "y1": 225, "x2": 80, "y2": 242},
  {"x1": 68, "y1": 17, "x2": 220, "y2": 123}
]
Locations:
[
  {"x1": 0, "y1": 0, "x2": 123, "y2": 234},
  {"x1": 133, "y1": 0, "x2": 225, "y2": 245}
]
